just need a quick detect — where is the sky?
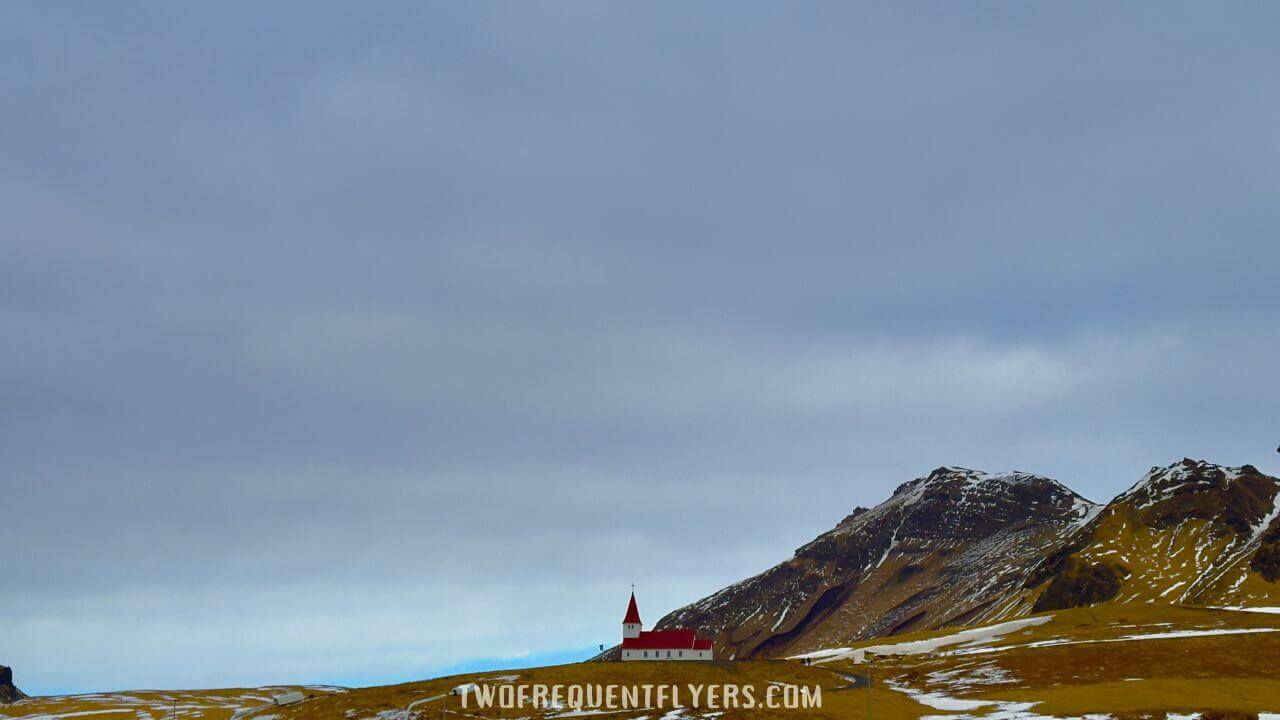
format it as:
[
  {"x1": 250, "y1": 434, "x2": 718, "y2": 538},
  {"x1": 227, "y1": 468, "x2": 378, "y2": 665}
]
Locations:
[{"x1": 2, "y1": 1, "x2": 1279, "y2": 697}]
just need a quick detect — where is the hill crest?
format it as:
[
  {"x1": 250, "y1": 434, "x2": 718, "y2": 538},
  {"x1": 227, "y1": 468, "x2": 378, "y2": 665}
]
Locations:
[
  {"x1": 654, "y1": 465, "x2": 1097, "y2": 658},
  {"x1": 652, "y1": 459, "x2": 1280, "y2": 659}
]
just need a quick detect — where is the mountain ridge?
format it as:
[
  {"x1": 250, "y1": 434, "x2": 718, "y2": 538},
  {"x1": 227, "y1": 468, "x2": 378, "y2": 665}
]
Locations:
[
  {"x1": 647, "y1": 458, "x2": 1280, "y2": 660},
  {"x1": 651, "y1": 465, "x2": 1099, "y2": 658}
]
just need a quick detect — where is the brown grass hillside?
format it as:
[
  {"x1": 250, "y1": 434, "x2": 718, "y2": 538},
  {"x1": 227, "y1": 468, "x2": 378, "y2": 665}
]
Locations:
[{"x1": 6, "y1": 605, "x2": 1279, "y2": 720}]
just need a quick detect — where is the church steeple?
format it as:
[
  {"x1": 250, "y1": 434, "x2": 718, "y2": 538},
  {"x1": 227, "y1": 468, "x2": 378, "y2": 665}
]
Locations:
[{"x1": 622, "y1": 587, "x2": 642, "y2": 638}]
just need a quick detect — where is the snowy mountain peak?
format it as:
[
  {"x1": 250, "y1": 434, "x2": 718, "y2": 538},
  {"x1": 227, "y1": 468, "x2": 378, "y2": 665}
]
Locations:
[
  {"x1": 889, "y1": 466, "x2": 1089, "y2": 509},
  {"x1": 812, "y1": 466, "x2": 1093, "y2": 559},
  {"x1": 1119, "y1": 458, "x2": 1266, "y2": 509},
  {"x1": 654, "y1": 464, "x2": 1098, "y2": 660}
]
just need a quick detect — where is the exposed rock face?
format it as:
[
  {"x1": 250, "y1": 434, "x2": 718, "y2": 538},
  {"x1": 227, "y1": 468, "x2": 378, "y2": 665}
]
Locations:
[
  {"x1": 0, "y1": 665, "x2": 27, "y2": 704},
  {"x1": 653, "y1": 467, "x2": 1098, "y2": 658},
  {"x1": 1031, "y1": 557, "x2": 1129, "y2": 613},
  {"x1": 1251, "y1": 527, "x2": 1280, "y2": 582}
]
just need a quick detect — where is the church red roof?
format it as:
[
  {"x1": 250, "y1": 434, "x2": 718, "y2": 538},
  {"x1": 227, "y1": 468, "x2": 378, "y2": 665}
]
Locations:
[
  {"x1": 622, "y1": 592, "x2": 642, "y2": 625},
  {"x1": 620, "y1": 629, "x2": 712, "y2": 651}
]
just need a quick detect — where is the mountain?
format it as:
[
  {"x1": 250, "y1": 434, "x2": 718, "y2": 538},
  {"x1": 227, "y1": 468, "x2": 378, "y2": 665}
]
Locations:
[
  {"x1": 0, "y1": 666, "x2": 25, "y2": 705},
  {"x1": 652, "y1": 467, "x2": 1099, "y2": 659},
  {"x1": 1020, "y1": 458, "x2": 1280, "y2": 613},
  {"x1": 651, "y1": 459, "x2": 1280, "y2": 660}
]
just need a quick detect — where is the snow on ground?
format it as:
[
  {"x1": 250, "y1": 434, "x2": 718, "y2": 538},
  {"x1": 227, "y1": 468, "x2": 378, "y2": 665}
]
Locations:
[
  {"x1": 884, "y1": 679, "x2": 998, "y2": 711},
  {"x1": 918, "y1": 715, "x2": 1113, "y2": 720},
  {"x1": 926, "y1": 666, "x2": 1013, "y2": 691},
  {"x1": 955, "y1": 626, "x2": 1279, "y2": 656},
  {"x1": 788, "y1": 616, "x2": 1052, "y2": 664},
  {"x1": 304, "y1": 686, "x2": 349, "y2": 693},
  {"x1": 860, "y1": 619, "x2": 1280, "y2": 720},
  {"x1": 889, "y1": 678, "x2": 1109, "y2": 720},
  {"x1": 926, "y1": 663, "x2": 1015, "y2": 692},
  {"x1": 1113, "y1": 628, "x2": 1278, "y2": 641}
]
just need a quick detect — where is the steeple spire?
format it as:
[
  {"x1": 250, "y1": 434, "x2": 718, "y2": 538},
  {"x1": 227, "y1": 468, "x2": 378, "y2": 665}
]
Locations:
[{"x1": 623, "y1": 589, "x2": 642, "y2": 625}]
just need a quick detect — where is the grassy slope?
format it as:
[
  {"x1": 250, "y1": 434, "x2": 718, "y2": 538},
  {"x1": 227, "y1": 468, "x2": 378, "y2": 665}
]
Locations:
[
  {"x1": 5, "y1": 606, "x2": 1279, "y2": 719},
  {"x1": 0, "y1": 664, "x2": 933, "y2": 720},
  {"x1": 266, "y1": 661, "x2": 929, "y2": 720},
  {"x1": 0, "y1": 686, "x2": 337, "y2": 720},
  {"x1": 981, "y1": 508, "x2": 1280, "y2": 623},
  {"x1": 820, "y1": 604, "x2": 1280, "y2": 717}
]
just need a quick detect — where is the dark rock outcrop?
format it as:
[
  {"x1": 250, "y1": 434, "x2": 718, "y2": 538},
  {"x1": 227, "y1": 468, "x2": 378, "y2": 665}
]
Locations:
[
  {"x1": 0, "y1": 665, "x2": 26, "y2": 704},
  {"x1": 1032, "y1": 558, "x2": 1128, "y2": 612},
  {"x1": 1252, "y1": 527, "x2": 1280, "y2": 582}
]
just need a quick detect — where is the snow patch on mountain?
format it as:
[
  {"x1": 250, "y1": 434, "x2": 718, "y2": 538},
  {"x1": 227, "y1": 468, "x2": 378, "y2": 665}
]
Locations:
[
  {"x1": 1119, "y1": 459, "x2": 1252, "y2": 510},
  {"x1": 787, "y1": 616, "x2": 1052, "y2": 664}
]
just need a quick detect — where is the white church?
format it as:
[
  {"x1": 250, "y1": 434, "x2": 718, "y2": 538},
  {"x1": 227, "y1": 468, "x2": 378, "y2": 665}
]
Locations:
[{"x1": 619, "y1": 591, "x2": 713, "y2": 661}]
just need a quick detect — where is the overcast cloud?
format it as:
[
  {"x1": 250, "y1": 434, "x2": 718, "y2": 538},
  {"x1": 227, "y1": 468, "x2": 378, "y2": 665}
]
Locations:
[{"x1": 2, "y1": 1, "x2": 1279, "y2": 695}]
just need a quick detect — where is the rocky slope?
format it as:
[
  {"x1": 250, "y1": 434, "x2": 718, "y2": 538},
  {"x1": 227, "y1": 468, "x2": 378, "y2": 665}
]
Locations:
[
  {"x1": 0, "y1": 666, "x2": 25, "y2": 705},
  {"x1": 653, "y1": 467, "x2": 1099, "y2": 658},
  {"x1": 1017, "y1": 458, "x2": 1280, "y2": 613}
]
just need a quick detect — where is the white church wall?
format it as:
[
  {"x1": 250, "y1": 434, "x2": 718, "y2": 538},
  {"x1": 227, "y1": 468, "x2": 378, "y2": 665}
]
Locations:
[{"x1": 620, "y1": 649, "x2": 712, "y2": 661}]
